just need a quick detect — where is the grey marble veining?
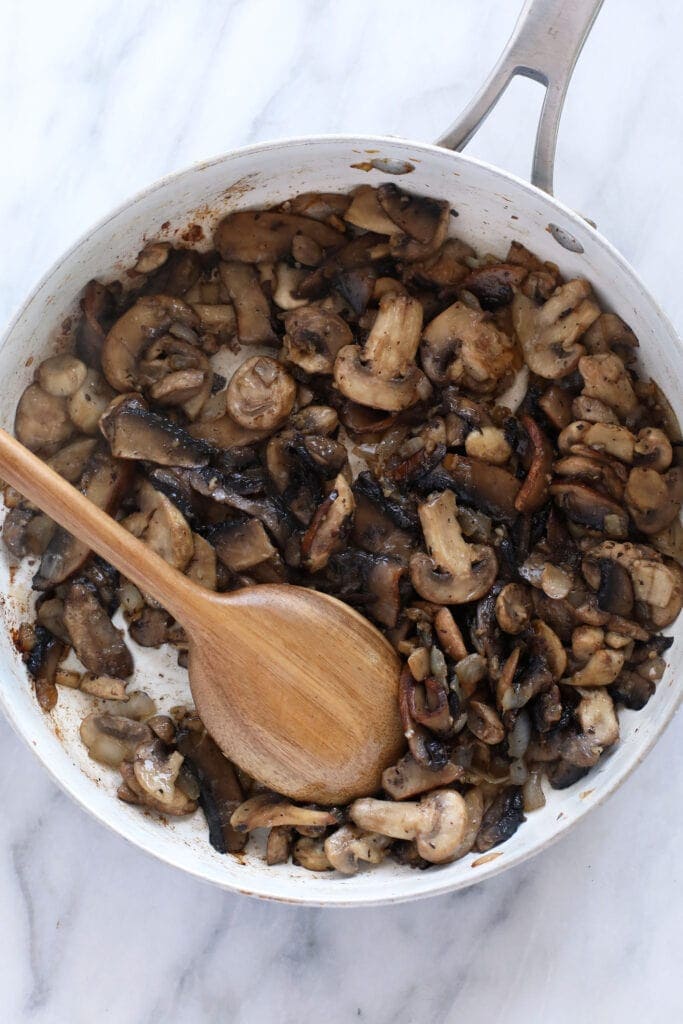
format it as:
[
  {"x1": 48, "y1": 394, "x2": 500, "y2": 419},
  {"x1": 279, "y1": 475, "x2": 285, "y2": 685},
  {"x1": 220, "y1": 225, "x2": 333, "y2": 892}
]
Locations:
[{"x1": 1, "y1": 1, "x2": 683, "y2": 1021}]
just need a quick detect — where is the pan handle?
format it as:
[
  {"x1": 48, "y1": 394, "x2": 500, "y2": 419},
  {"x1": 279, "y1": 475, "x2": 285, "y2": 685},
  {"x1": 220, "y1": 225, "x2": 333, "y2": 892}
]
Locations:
[{"x1": 436, "y1": 0, "x2": 603, "y2": 195}]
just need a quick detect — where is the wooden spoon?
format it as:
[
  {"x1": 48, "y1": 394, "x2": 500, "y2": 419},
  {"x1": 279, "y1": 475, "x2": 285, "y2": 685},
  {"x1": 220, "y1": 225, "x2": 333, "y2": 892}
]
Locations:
[{"x1": 0, "y1": 429, "x2": 405, "y2": 804}]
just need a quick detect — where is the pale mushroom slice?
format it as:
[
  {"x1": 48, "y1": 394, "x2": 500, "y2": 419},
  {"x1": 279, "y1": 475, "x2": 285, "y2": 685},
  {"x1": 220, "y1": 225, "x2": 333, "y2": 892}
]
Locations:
[
  {"x1": 578, "y1": 353, "x2": 639, "y2": 421},
  {"x1": 133, "y1": 479, "x2": 194, "y2": 572},
  {"x1": 324, "y1": 825, "x2": 391, "y2": 875},
  {"x1": 624, "y1": 466, "x2": 683, "y2": 534},
  {"x1": 80, "y1": 712, "x2": 152, "y2": 766},
  {"x1": 14, "y1": 383, "x2": 74, "y2": 453},
  {"x1": 67, "y1": 368, "x2": 116, "y2": 434},
  {"x1": 575, "y1": 688, "x2": 619, "y2": 748},
  {"x1": 420, "y1": 301, "x2": 516, "y2": 394},
  {"x1": 410, "y1": 490, "x2": 497, "y2": 604},
  {"x1": 226, "y1": 355, "x2": 296, "y2": 431},
  {"x1": 102, "y1": 295, "x2": 199, "y2": 393},
  {"x1": 512, "y1": 279, "x2": 601, "y2": 379},
  {"x1": 131, "y1": 739, "x2": 197, "y2": 816},
  {"x1": 334, "y1": 293, "x2": 429, "y2": 411},
  {"x1": 37, "y1": 354, "x2": 88, "y2": 397},
  {"x1": 349, "y1": 789, "x2": 468, "y2": 864},
  {"x1": 282, "y1": 306, "x2": 353, "y2": 375}
]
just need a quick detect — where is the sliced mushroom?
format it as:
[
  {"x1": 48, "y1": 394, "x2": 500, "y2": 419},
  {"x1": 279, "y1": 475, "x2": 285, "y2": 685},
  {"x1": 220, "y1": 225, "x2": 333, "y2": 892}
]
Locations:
[
  {"x1": 215, "y1": 210, "x2": 343, "y2": 263},
  {"x1": 80, "y1": 673, "x2": 128, "y2": 699},
  {"x1": 14, "y1": 384, "x2": 74, "y2": 453},
  {"x1": 282, "y1": 306, "x2": 353, "y2": 375},
  {"x1": 292, "y1": 837, "x2": 333, "y2": 871},
  {"x1": 475, "y1": 787, "x2": 525, "y2": 852},
  {"x1": 350, "y1": 789, "x2": 468, "y2": 864},
  {"x1": 176, "y1": 721, "x2": 246, "y2": 853},
  {"x1": 80, "y1": 712, "x2": 151, "y2": 766},
  {"x1": 433, "y1": 606, "x2": 469, "y2": 660},
  {"x1": 575, "y1": 687, "x2": 619, "y2": 747},
  {"x1": 625, "y1": 466, "x2": 683, "y2": 534},
  {"x1": 76, "y1": 279, "x2": 118, "y2": 367},
  {"x1": 26, "y1": 626, "x2": 65, "y2": 712},
  {"x1": 230, "y1": 793, "x2": 339, "y2": 832},
  {"x1": 45, "y1": 436, "x2": 99, "y2": 483},
  {"x1": 495, "y1": 583, "x2": 534, "y2": 634},
  {"x1": 633, "y1": 428, "x2": 673, "y2": 472},
  {"x1": 441, "y1": 454, "x2": 521, "y2": 525},
  {"x1": 102, "y1": 295, "x2": 198, "y2": 393},
  {"x1": 553, "y1": 453, "x2": 626, "y2": 502},
  {"x1": 512, "y1": 279, "x2": 600, "y2": 379},
  {"x1": 334, "y1": 293, "x2": 429, "y2": 411},
  {"x1": 566, "y1": 648, "x2": 624, "y2": 687},
  {"x1": 216, "y1": 262, "x2": 278, "y2": 346},
  {"x1": 100, "y1": 393, "x2": 209, "y2": 467},
  {"x1": 530, "y1": 619, "x2": 567, "y2": 680},
  {"x1": 467, "y1": 700, "x2": 505, "y2": 745},
  {"x1": 578, "y1": 353, "x2": 638, "y2": 421},
  {"x1": 538, "y1": 384, "x2": 574, "y2": 429},
  {"x1": 33, "y1": 450, "x2": 131, "y2": 589},
  {"x1": 420, "y1": 301, "x2": 515, "y2": 393},
  {"x1": 462, "y1": 262, "x2": 529, "y2": 311},
  {"x1": 135, "y1": 479, "x2": 194, "y2": 571},
  {"x1": 572, "y1": 394, "x2": 620, "y2": 425},
  {"x1": 63, "y1": 579, "x2": 133, "y2": 678},
  {"x1": 410, "y1": 490, "x2": 497, "y2": 604},
  {"x1": 186, "y1": 533, "x2": 217, "y2": 591},
  {"x1": 550, "y1": 481, "x2": 629, "y2": 539},
  {"x1": 300, "y1": 474, "x2": 355, "y2": 572},
  {"x1": 37, "y1": 354, "x2": 88, "y2": 398},
  {"x1": 213, "y1": 518, "x2": 278, "y2": 572},
  {"x1": 582, "y1": 312, "x2": 639, "y2": 362},
  {"x1": 2, "y1": 508, "x2": 55, "y2": 558},
  {"x1": 226, "y1": 356, "x2": 296, "y2": 431},
  {"x1": 323, "y1": 825, "x2": 391, "y2": 875},
  {"x1": 138, "y1": 334, "x2": 211, "y2": 419},
  {"x1": 515, "y1": 415, "x2": 553, "y2": 513},
  {"x1": 376, "y1": 183, "x2": 450, "y2": 261},
  {"x1": 381, "y1": 752, "x2": 462, "y2": 800},
  {"x1": 464, "y1": 426, "x2": 511, "y2": 465},
  {"x1": 128, "y1": 740, "x2": 196, "y2": 816},
  {"x1": 344, "y1": 186, "x2": 398, "y2": 235}
]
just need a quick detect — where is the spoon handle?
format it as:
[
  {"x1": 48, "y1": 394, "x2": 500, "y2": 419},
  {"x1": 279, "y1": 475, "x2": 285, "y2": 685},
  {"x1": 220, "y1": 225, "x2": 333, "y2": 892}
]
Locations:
[{"x1": 0, "y1": 428, "x2": 201, "y2": 625}]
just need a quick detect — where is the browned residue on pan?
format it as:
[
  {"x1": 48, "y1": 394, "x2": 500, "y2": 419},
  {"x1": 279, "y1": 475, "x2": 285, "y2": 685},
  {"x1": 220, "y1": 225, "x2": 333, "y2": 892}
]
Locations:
[{"x1": 471, "y1": 851, "x2": 503, "y2": 868}]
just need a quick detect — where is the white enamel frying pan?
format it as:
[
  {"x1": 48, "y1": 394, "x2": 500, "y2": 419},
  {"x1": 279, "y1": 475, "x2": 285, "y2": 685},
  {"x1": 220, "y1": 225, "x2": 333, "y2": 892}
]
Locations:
[{"x1": 1, "y1": 0, "x2": 680, "y2": 906}]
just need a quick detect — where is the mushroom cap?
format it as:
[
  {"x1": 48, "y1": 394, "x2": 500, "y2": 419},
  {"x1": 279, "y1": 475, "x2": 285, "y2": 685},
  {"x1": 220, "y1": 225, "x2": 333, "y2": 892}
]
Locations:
[
  {"x1": 226, "y1": 356, "x2": 296, "y2": 431},
  {"x1": 334, "y1": 345, "x2": 429, "y2": 411},
  {"x1": 102, "y1": 295, "x2": 198, "y2": 393}
]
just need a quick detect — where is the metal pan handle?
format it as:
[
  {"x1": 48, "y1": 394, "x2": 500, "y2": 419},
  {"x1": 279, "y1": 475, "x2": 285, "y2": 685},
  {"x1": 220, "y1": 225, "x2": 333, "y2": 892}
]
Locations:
[{"x1": 437, "y1": 0, "x2": 603, "y2": 195}]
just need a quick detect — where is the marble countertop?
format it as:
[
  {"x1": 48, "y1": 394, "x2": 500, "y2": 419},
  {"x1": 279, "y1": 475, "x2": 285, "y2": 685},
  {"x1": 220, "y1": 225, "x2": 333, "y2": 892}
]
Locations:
[{"x1": 2, "y1": 1, "x2": 683, "y2": 1020}]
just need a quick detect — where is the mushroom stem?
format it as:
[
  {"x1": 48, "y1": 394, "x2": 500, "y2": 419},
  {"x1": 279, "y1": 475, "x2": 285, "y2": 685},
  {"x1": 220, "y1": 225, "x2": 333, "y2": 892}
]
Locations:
[{"x1": 350, "y1": 790, "x2": 468, "y2": 863}]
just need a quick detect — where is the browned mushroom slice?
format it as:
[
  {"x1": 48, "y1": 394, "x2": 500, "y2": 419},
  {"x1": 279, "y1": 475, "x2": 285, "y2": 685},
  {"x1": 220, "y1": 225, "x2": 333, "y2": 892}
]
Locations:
[
  {"x1": 213, "y1": 518, "x2": 278, "y2": 572},
  {"x1": 538, "y1": 385, "x2": 574, "y2": 430},
  {"x1": 572, "y1": 394, "x2": 619, "y2": 425},
  {"x1": 344, "y1": 186, "x2": 398, "y2": 235},
  {"x1": 475, "y1": 787, "x2": 525, "y2": 852},
  {"x1": 404, "y1": 238, "x2": 473, "y2": 289},
  {"x1": 45, "y1": 436, "x2": 99, "y2": 483},
  {"x1": 550, "y1": 482, "x2": 629, "y2": 538},
  {"x1": 282, "y1": 305, "x2": 353, "y2": 374},
  {"x1": 633, "y1": 428, "x2": 673, "y2": 472},
  {"x1": 324, "y1": 825, "x2": 391, "y2": 874},
  {"x1": 441, "y1": 454, "x2": 521, "y2": 524},
  {"x1": 14, "y1": 384, "x2": 74, "y2": 454},
  {"x1": 184, "y1": 467, "x2": 292, "y2": 548},
  {"x1": 495, "y1": 583, "x2": 534, "y2": 634},
  {"x1": 301, "y1": 474, "x2": 355, "y2": 572},
  {"x1": 138, "y1": 334, "x2": 211, "y2": 419},
  {"x1": 578, "y1": 353, "x2": 638, "y2": 421},
  {"x1": 100, "y1": 393, "x2": 209, "y2": 467},
  {"x1": 226, "y1": 356, "x2": 296, "y2": 431},
  {"x1": 133, "y1": 479, "x2": 194, "y2": 571},
  {"x1": 334, "y1": 293, "x2": 429, "y2": 412},
  {"x1": 176, "y1": 722, "x2": 246, "y2": 853},
  {"x1": 381, "y1": 752, "x2": 462, "y2": 800},
  {"x1": 421, "y1": 301, "x2": 515, "y2": 394},
  {"x1": 512, "y1": 279, "x2": 600, "y2": 379},
  {"x1": 63, "y1": 579, "x2": 133, "y2": 678},
  {"x1": 231, "y1": 793, "x2": 340, "y2": 832},
  {"x1": 215, "y1": 210, "x2": 343, "y2": 263},
  {"x1": 33, "y1": 450, "x2": 131, "y2": 590},
  {"x1": 76, "y1": 279, "x2": 118, "y2": 367},
  {"x1": 26, "y1": 626, "x2": 66, "y2": 712},
  {"x1": 376, "y1": 183, "x2": 450, "y2": 260},
  {"x1": 410, "y1": 490, "x2": 497, "y2": 604},
  {"x1": 515, "y1": 415, "x2": 553, "y2": 513},
  {"x1": 462, "y1": 263, "x2": 528, "y2": 311},
  {"x1": 218, "y1": 261, "x2": 278, "y2": 346},
  {"x1": 625, "y1": 466, "x2": 683, "y2": 534},
  {"x1": 553, "y1": 453, "x2": 627, "y2": 502},
  {"x1": 507, "y1": 241, "x2": 561, "y2": 301},
  {"x1": 582, "y1": 312, "x2": 639, "y2": 363},
  {"x1": 123, "y1": 741, "x2": 197, "y2": 816},
  {"x1": 2, "y1": 509, "x2": 55, "y2": 558},
  {"x1": 102, "y1": 295, "x2": 199, "y2": 393},
  {"x1": 188, "y1": 413, "x2": 269, "y2": 449},
  {"x1": 186, "y1": 534, "x2": 217, "y2": 590},
  {"x1": 285, "y1": 191, "x2": 350, "y2": 222}
]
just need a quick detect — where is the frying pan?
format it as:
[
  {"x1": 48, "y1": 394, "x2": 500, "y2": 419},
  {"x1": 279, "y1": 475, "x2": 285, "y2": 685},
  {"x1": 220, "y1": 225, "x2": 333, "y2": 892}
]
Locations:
[{"x1": 1, "y1": 0, "x2": 680, "y2": 906}]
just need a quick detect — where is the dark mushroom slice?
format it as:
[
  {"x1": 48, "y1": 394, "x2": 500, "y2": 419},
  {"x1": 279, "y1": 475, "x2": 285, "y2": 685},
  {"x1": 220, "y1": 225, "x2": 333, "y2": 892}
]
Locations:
[
  {"x1": 462, "y1": 262, "x2": 528, "y2": 311},
  {"x1": 226, "y1": 356, "x2": 296, "y2": 431},
  {"x1": 176, "y1": 722, "x2": 246, "y2": 854},
  {"x1": 284, "y1": 191, "x2": 350, "y2": 222},
  {"x1": 185, "y1": 467, "x2": 293, "y2": 548},
  {"x1": 376, "y1": 183, "x2": 450, "y2": 260},
  {"x1": 409, "y1": 490, "x2": 497, "y2": 604},
  {"x1": 102, "y1": 295, "x2": 199, "y2": 393},
  {"x1": 591, "y1": 557, "x2": 634, "y2": 616},
  {"x1": 76, "y1": 279, "x2": 118, "y2": 367},
  {"x1": 129, "y1": 606, "x2": 172, "y2": 647},
  {"x1": 474, "y1": 787, "x2": 525, "y2": 853},
  {"x1": 550, "y1": 481, "x2": 629, "y2": 539},
  {"x1": 553, "y1": 453, "x2": 627, "y2": 502},
  {"x1": 351, "y1": 472, "x2": 416, "y2": 562},
  {"x1": 633, "y1": 428, "x2": 673, "y2": 472},
  {"x1": 26, "y1": 626, "x2": 66, "y2": 712},
  {"x1": 334, "y1": 293, "x2": 429, "y2": 412},
  {"x1": 2, "y1": 508, "x2": 55, "y2": 558},
  {"x1": 420, "y1": 301, "x2": 515, "y2": 394},
  {"x1": 213, "y1": 518, "x2": 279, "y2": 573},
  {"x1": 214, "y1": 210, "x2": 344, "y2": 264},
  {"x1": 324, "y1": 549, "x2": 407, "y2": 629},
  {"x1": 218, "y1": 261, "x2": 278, "y2": 346},
  {"x1": 33, "y1": 449, "x2": 132, "y2": 590},
  {"x1": 14, "y1": 384, "x2": 74, "y2": 454},
  {"x1": 609, "y1": 669, "x2": 655, "y2": 710},
  {"x1": 300, "y1": 475, "x2": 355, "y2": 572},
  {"x1": 100, "y1": 393, "x2": 210, "y2": 467},
  {"x1": 282, "y1": 306, "x2": 353, "y2": 375},
  {"x1": 63, "y1": 579, "x2": 133, "y2": 678},
  {"x1": 441, "y1": 454, "x2": 521, "y2": 525},
  {"x1": 515, "y1": 415, "x2": 553, "y2": 513},
  {"x1": 142, "y1": 247, "x2": 202, "y2": 297}
]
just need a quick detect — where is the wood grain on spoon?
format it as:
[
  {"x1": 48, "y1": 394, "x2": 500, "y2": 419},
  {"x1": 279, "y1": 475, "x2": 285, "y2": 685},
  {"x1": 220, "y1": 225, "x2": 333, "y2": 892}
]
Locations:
[{"x1": 0, "y1": 428, "x2": 405, "y2": 804}]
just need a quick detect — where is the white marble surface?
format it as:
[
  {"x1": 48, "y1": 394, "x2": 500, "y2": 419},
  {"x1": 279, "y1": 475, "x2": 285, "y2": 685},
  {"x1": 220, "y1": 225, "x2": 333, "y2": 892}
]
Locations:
[{"x1": 1, "y1": 0, "x2": 683, "y2": 1020}]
